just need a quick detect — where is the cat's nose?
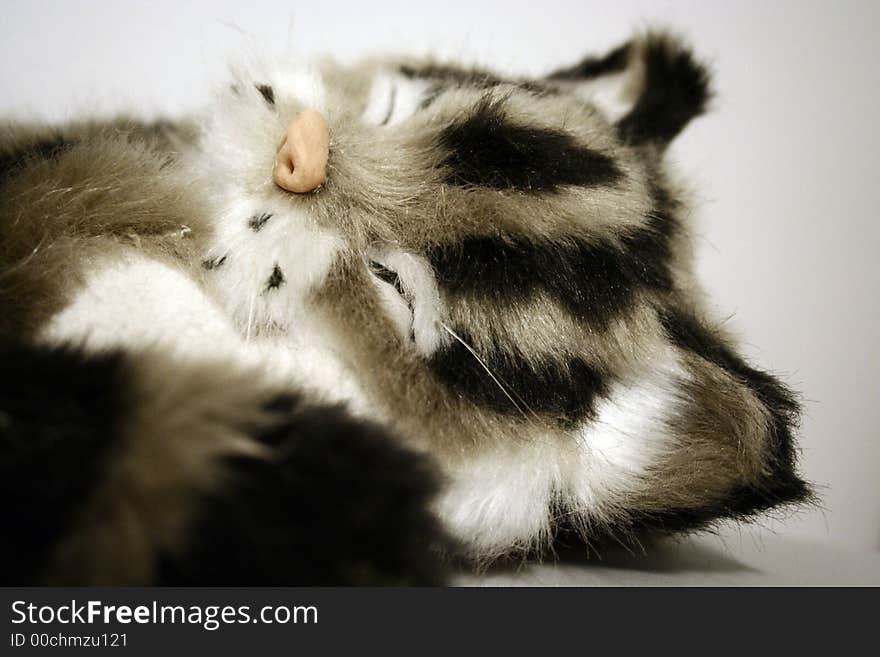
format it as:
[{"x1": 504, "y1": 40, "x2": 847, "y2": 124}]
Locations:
[{"x1": 273, "y1": 109, "x2": 329, "y2": 193}]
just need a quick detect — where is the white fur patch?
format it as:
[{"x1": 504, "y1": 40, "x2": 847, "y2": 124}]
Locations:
[
  {"x1": 437, "y1": 347, "x2": 686, "y2": 558},
  {"x1": 204, "y1": 198, "x2": 343, "y2": 338},
  {"x1": 271, "y1": 62, "x2": 327, "y2": 112},
  {"x1": 435, "y1": 437, "x2": 564, "y2": 559},
  {"x1": 362, "y1": 71, "x2": 431, "y2": 127},
  {"x1": 40, "y1": 252, "x2": 373, "y2": 416},
  {"x1": 569, "y1": 350, "x2": 686, "y2": 511},
  {"x1": 40, "y1": 254, "x2": 243, "y2": 359}
]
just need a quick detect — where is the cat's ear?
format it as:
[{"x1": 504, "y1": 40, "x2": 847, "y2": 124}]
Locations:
[{"x1": 546, "y1": 31, "x2": 712, "y2": 147}]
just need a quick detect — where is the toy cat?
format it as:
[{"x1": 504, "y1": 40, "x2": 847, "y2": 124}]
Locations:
[{"x1": 0, "y1": 31, "x2": 809, "y2": 584}]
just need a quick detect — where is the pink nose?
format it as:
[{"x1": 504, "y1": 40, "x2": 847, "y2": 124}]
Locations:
[{"x1": 273, "y1": 109, "x2": 329, "y2": 193}]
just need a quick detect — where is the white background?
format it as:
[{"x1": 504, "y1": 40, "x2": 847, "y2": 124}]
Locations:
[{"x1": 2, "y1": 0, "x2": 877, "y2": 552}]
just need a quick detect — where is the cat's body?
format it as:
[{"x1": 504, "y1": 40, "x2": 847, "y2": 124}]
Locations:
[{"x1": 0, "y1": 32, "x2": 809, "y2": 584}]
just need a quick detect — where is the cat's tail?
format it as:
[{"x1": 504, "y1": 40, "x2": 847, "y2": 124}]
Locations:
[{"x1": 0, "y1": 333, "x2": 452, "y2": 585}]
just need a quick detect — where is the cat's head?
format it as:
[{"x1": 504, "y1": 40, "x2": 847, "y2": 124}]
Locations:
[{"x1": 195, "y1": 31, "x2": 808, "y2": 558}]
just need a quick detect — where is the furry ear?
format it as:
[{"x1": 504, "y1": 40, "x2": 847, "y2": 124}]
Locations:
[{"x1": 547, "y1": 31, "x2": 712, "y2": 146}]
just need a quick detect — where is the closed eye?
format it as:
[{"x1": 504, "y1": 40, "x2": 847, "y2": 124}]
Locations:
[
  {"x1": 365, "y1": 250, "x2": 449, "y2": 356},
  {"x1": 368, "y1": 258, "x2": 415, "y2": 344},
  {"x1": 363, "y1": 72, "x2": 431, "y2": 127},
  {"x1": 381, "y1": 85, "x2": 397, "y2": 126},
  {"x1": 368, "y1": 259, "x2": 409, "y2": 301}
]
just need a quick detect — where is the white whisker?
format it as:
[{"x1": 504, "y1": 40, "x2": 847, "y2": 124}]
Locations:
[
  {"x1": 244, "y1": 291, "x2": 257, "y2": 343},
  {"x1": 438, "y1": 320, "x2": 532, "y2": 422}
]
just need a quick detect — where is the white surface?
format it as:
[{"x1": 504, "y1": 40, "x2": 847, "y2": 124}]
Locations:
[
  {"x1": 462, "y1": 530, "x2": 880, "y2": 586},
  {"x1": 1, "y1": 1, "x2": 878, "y2": 554}
]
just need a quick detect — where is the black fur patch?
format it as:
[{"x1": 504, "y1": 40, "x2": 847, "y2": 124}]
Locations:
[
  {"x1": 201, "y1": 255, "x2": 227, "y2": 270},
  {"x1": 643, "y1": 308, "x2": 811, "y2": 532},
  {"x1": 439, "y1": 97, "x2": 620, "y2": 192},
  {"x1": 547, "y1": 43, "x2": 631, "y2": 80},
  {"x1": 0, "y1": 136, "x2": 72, "y2": 189},
  {"x1": 0, "y1": 335, "x2": 129, "y2": 583},
  {"x1": 428, "y1": 329, "x2": 606, "y2": 426},
  {"x1": 255, "y1": 83, "x2": 275, "y2": 106},
  {"x1": 248, "y1": 212, "x2": 273, "y2": 232},
  {"x1": 617, "y1": 36, "x2": 711, "y2": 145},
  {"x1": 159, "y1": 396, "x2": 452, "y2": 585},
  {"x1": 428, "y1": 222, "x2": 673, "y2": 328},
  {"x1": 265, "y1": 264, "x2": 285, "y2": 291}
]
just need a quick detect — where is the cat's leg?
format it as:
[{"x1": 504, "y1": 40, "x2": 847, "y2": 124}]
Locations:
[{"x1": 0, "y1": 333, "x2": 451, "y2": 585}]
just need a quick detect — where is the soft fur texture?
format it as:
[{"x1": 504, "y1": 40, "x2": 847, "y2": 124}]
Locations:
[{"x1": 0, "y1": 30, "x2": 810, "y2": 583}]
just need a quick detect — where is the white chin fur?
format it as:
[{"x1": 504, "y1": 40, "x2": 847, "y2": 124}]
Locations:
[
  {"x1": 436, "y1": 347, "x2": 686, "y2": 559},
  {"x1": 205, "y1": 197, "x2": 343, "y2": 337}
]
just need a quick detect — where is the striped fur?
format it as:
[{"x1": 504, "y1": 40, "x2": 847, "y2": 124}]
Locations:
[{"x1": 0, "y1": 30, "x2": 810, "y2": 581}]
